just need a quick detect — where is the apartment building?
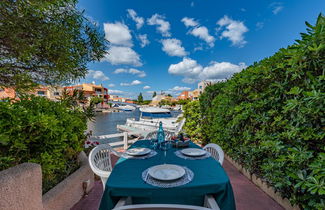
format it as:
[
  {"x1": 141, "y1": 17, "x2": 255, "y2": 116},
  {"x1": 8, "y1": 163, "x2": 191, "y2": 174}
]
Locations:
[
  {"x1": 31, "y1": 86, "x2": 64, "y2": 101},
  {"x1": 0, "y1": 87, "x2": 16, "y2": 100},
  {"x1": 64, "y1": 83, "x2": 109, "y2": 102}
]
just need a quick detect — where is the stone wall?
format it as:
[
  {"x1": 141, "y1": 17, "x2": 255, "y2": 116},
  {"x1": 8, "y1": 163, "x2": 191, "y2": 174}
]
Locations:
[
  {"x1": 43, "y1": 152, "x2": 94, "y2": 210},
  {"x1": 0, "y1": 163, "x2": 43, "y2": 210},
  {"x1": 0, "y1": 152, "x2": 94, "y2": 210}
]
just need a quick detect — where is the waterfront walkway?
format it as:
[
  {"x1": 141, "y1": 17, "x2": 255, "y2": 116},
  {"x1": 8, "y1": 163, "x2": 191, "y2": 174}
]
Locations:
[{"x1": 72, "y1": 155, "x2": 283, "y2": 210}]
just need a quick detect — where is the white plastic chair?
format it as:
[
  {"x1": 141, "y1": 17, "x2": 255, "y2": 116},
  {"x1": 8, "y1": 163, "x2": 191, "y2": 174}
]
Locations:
[
  {"x1": 113, "y1": 195, "x2": 220, "y2": 210},
  {"x1": 144, "y1": 130, "x2": 175, "y2": 141},
  {"x1": 88, "y1": 144, "x2": 118, "y2": 189},
  {"x1": 203, "y1": 143, "x2": 224, "y2": 165}
]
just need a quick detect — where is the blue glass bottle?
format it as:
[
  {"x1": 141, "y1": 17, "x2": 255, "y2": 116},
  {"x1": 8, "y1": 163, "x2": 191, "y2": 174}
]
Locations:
[{"x1": 157, "y1": 121, "x2": 165, "y2": 144}]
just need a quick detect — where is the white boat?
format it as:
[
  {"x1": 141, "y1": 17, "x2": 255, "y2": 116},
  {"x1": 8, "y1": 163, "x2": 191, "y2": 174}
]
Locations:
[
  {"x1": 116, "y1": 105, "x2": 136, "y2": 111},
  {"x1": 117, "y1": 107, "x2": 184, "y2": 133}
]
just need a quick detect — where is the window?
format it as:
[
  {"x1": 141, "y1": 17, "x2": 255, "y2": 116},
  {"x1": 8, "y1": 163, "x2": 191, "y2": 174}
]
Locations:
[
  {"x1": 54, "y1": 92, "x2": 60, "y2": 96},
  {"x1": 37, "y1": 91, "x2": 45, "y2": 95}
]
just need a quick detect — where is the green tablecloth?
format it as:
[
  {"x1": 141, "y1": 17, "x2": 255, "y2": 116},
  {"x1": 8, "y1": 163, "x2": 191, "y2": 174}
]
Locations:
[{"x1": 99, "y1": 140, "x2": 236, "y2": 210}]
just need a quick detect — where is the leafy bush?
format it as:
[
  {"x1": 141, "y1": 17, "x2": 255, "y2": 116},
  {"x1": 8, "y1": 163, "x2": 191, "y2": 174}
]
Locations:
[
  {"x1": 0, "y1": 95, "x2": 88, "y2": 192},
  {"x1": 186, "y1": 15, "x2": 325, "y2": 209},
  {"x1": 183, "y1": 101, "x2": 203, "y2": 142}
]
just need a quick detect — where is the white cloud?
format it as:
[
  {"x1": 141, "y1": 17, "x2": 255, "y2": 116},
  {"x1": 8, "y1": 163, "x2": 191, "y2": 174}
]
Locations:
[
  {"x1": 87, "y1": 70, "x2": 109, "y2": 81},
  {"x1": 103, "y1": 46, "x2": 142, "y2": 66},
  {"x1": 113, "y1": 68, "x2": 146, "y2": 77},
  {"x1": 199, "y1": 62, "x2": 247, "y2": 80},
  {"x1": 168, "y1": 57, "x2": 203, "y2": 77},
  {"x1": 182, "y1": 78, "x2": 198, "y2": 84},
  {"x1": 164, "y1": 86, "x2": 192, "y2": 96},
  {"x1": 193, "y1": 45, "x2": 203, "y2": 51},
  {"x1": 161, "y1": 38, "x2": 187, "y2": 57},
  {"x1": 169, "y1": 86, "x2": 191, "y2": 91},
  {"x1": 113, "y1": 68, "x2": 128, "y2": 74},
  {"x1": 108, "y1": 89, "x2": 124, "y2": 94},
  {"x1": 216, "y1": 15, "x2": 248, "y2": 47},
  {"x1": 190, "y1": 26, "x2": 215, "y2": 47},
  {"x1": 103, "y1": 21, "x2": 143, "y2": 66},
  {"x1": 138, "y1": 34, "x2": 150, "y2": 47},
  {"x1": 181, "y1": 17, "x2": 215, "y2": 47},
  {"x1": 168, "y1": 57, "x2": 246, "y2": 83},
  {"x1": 120, "y1": 80, "x2": 142, "y2": 86},
  {"x1": 143, "y1": 85, "x2": 151, "y2": 89},
  {"x1": 104, "y1": 22, "x2": 132, "y2": 47},
  {"x1": 129, "y1": 68, "x2": 146, "y2": 77},
  {"x1": 270, "y1": 2, "x2": 284, "y2": 15},
  {"x1": 181, "y1": 17, "x2": 198, "y2": 27},
  {"x1": 256, "y1": 22, "x2": 264, "y2": 30},
  {"x1": 127, "y1": 9, "x2": 144, "y2": 29},
  {"x1": 147, "y1": 14, "x2": 171, "y2": 37},
  {"x1": 108, "y1": 84, "x2": 115, "y2": 87}
]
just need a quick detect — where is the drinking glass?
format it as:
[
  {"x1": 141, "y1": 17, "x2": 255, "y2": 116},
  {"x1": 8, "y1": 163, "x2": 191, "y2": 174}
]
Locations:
[{"x1": 150, "y1": 139, "x2": 158, "y2": 150}]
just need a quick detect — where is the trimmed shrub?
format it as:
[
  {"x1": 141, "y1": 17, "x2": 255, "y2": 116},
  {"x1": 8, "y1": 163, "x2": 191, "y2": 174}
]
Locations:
[
  {"x1": 183, "y1": 100, "x2": 203, "y2": 142},
  {"x1": 0, "y1": 95, "x2": 87, "y2": 192},
  {"x1": 185, "y1": 15, "x2": 324, "y2": 209}
]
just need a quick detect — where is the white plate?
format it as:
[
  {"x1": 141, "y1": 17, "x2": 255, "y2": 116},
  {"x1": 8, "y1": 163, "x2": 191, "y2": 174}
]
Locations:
[
  {"x1": 126, "y1": 148, "x2": 151, "y2": 156},
  {"x1": 148, "y1": 164, "x2": 185, "y2": 181},
  {"x1": 181, "y1": 148, "x2": 206, "y2": 157}
]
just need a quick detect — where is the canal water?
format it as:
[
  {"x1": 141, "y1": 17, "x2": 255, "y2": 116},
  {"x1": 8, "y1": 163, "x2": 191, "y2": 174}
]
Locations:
[
  {"x1": 87, "y1": 108, "x2": 141, "y2": 144},
  {"x1": 87, "y1": 108, "x2": 181, "y2": 144}
]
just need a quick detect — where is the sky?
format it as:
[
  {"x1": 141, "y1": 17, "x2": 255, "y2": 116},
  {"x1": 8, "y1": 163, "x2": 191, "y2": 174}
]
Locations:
[{"x1": 77, "y1": 0, "x2": 324, "y2": 99}]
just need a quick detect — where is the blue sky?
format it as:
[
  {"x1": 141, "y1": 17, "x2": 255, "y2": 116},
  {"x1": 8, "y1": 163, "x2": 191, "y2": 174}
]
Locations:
[{"x1": 78, "y1": 0, "x2": 324, "y2": 99}]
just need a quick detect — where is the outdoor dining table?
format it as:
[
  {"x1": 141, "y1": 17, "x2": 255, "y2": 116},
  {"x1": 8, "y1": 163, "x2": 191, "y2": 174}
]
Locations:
[{"x1": 99, "y1": 140, "x2": 236, "y2": 210}]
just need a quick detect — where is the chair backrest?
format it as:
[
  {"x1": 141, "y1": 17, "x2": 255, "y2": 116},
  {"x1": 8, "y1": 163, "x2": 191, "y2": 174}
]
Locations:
[
  {"x1": 113, "y1": 204, "x2": 211, "y2": 210},
  {"x1": 145, "y1": 130, "x2": 175, "y2": 141},
  {"x1": 88, "y1": 144, "x2": 113, "y2": 174},
  {"x1": 203, "y1": 143, "x2": 224, "y2": 165}
]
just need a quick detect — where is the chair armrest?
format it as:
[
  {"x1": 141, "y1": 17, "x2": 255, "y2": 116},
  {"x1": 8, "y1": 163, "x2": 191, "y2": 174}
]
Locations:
[
  {"x1": 114, "y1": 197, "x2": 132, "y2": 208},
  {"x1": 204, "y1": 195, "x2": 220, "y2": 210}
]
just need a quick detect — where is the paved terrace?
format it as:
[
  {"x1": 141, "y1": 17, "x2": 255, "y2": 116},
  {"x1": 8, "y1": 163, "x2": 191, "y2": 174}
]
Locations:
[{"x1": 72, "y1": 155, "x2": 283, "y2": 210}]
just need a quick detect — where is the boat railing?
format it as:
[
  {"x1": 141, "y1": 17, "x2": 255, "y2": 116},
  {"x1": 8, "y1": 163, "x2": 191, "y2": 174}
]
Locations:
[{"x1": 90, "y1": 131, "x2": 143, "y2": 150}]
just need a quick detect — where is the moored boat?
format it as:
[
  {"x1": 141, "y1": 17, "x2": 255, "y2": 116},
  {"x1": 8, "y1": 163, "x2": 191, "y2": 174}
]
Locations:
[{"x1": 117, "y1": 107, "x2": 184, "y2": 133}]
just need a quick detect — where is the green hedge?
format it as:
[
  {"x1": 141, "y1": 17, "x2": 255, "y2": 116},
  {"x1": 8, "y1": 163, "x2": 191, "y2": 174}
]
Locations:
[
  {"x1": 183, "y1": 100, "x2": 203, "y2": 142},
  {"x1": 0, "y1": 95, "x2": 87, "y2": 192},
  {"x1": 196, "y1": 15, "x2": 324, "y2": 209}
]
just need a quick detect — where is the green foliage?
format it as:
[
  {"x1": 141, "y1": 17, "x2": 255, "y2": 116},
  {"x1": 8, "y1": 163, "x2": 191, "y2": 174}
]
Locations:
[
  {"x1": 135, "y1": 100, "x2": 151, "y2": 105},
  {"x1": 91, "y1": 96, "x2": 104, "y2": 104},
  {"x1": 137, "y1": 93, "x2": 144, "y2": 103},
  {"x1": 0, "y1": 96, "x2": 88, "y2": 192},
  {"x1": 152, "y1": 91, "x2": 157, "y2": 98},
  {"x1": 183, "y1": 101, "x2": 202, "y2": 142},
  {"x1": 0, "y1": 0, "x2": 107, "y2": 90},
  {"x1": 159, "y1": 99, "x2": 172, "y2": 106},
  {"x1": 186, "y1": 15, "x2": 325, "y2": 209},
  {"x1": 176, "y1": 99, "x2": 191, "y2": 105}
]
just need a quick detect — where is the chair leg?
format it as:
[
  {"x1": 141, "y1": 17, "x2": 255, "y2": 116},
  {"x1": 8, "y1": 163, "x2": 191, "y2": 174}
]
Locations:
[
  {"x1": 114, "y1": 197, "x2": 132, "y2": 208},
  {"x1": 100, "y1": 177, "x2": 108, "y2": 190},
  {"x1": 204, "y1": 195, "x2": 220, "y2": 210}
]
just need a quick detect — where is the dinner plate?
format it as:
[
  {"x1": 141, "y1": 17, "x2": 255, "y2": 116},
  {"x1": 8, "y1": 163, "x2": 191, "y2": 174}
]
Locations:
[
  {"x1": 148, "y1": 164, "x2": 185, "y2": 181},
  {"x1": 181, "y1": 148, "x2": 206, "y2": 157},
  {"x1": 126, "y1": 148, "x2": 151, "y2": 156}
]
